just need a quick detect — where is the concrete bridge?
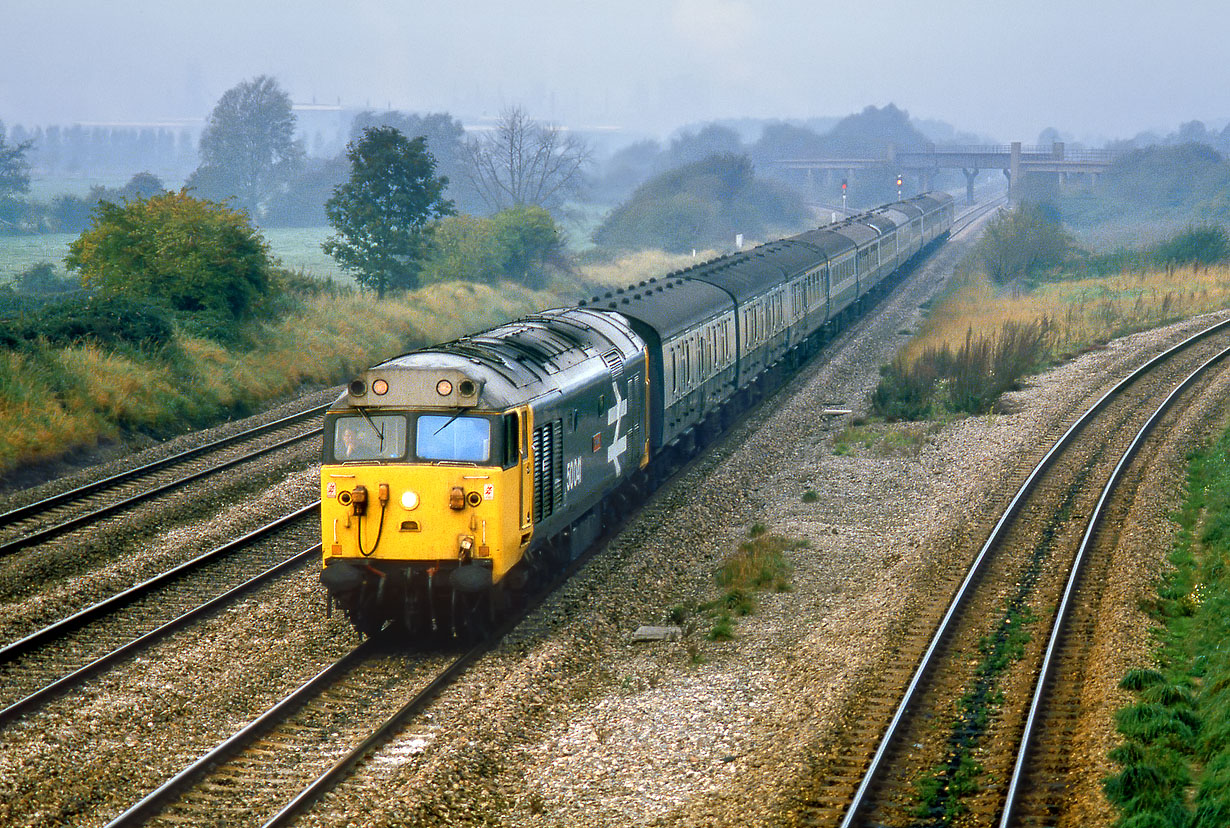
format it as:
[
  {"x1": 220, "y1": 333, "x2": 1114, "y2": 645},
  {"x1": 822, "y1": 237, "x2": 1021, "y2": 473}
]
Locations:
[{"x1": 772, "y1": 142, "x2": 1125, "y2": 204}]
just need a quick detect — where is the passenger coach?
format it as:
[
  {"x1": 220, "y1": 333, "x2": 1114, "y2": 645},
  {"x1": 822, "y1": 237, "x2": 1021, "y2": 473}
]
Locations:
[{"x1": 320, "y1": 191, "x2": 955, "y2": 638}]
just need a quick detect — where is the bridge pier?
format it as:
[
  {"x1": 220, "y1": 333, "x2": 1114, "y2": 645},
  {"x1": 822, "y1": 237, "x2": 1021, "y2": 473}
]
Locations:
[
  {"x1": 962, "y1": 168, "x2": 979, "y2": 205},
  {"x1": 1008, "y1": 142, "x2": 1021, "y2": 204}
]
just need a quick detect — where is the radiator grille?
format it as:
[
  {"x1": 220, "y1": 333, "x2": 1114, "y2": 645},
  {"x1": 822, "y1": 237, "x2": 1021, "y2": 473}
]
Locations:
[{"x1": 532, "y1": 420, "x2": 564, "y2": 522}]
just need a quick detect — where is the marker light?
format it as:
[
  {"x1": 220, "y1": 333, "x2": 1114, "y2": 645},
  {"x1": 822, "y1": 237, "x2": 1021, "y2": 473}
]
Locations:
[
  {"x1": 436, "y1": 379, "x2": 453, "y2": 396},
  {"x1": 372, "y1": 378, "x2": 389, "y2": 395},
  {"x1": 401, "y1": 490, "x2": 419, "y2": 510}
]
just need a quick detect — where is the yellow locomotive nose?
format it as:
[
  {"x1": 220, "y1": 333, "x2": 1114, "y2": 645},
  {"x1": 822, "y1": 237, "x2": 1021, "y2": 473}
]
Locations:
[{"x1": 320, "y1": 456, "x2": 526, "y2": 630}]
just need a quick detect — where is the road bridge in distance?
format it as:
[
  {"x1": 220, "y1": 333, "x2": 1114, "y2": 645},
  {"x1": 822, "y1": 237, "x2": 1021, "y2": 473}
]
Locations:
[{"x1": 772, "y1": 142, "x2": 1124, "y2": 204}]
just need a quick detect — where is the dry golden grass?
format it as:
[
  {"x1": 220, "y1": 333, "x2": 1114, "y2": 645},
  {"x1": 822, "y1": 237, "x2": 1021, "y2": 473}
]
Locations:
[
  {"x1": 905, "y1": 264, "x2": 1230, "y2": 367},
  {"x1": 0, "y1": 280, "x2": 555, "y2": 478},
  {"x1": 577, "y1": 249, "x2": 722, "y2": 289}
]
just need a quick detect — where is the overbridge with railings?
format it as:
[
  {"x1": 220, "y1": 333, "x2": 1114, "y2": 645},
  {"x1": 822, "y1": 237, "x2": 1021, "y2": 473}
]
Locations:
[{"x1": 772, "y1": 142, "x2": 1124, "y2": 204}]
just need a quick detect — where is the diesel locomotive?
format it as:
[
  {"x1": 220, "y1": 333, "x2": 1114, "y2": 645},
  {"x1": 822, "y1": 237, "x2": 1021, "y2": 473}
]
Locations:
[{"x1": 320, "y1": 192, "x2": 955, "y2": 637}]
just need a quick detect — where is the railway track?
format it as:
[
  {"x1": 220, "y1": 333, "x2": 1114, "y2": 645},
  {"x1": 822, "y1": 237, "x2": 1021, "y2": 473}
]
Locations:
[
  {"x1": 791, "y1": 318, "x2": 1230, "y2": 826},
  {"x1": 3, "y1": 210, "x2": 977, "y2": 827},
  {"x1": 951, "y1": 194, "x2": 1005, "y2": 235},
  {"x1": 101, "y1": 518, "x2": 605, "y2": 828},
  {"x1": 0, "y1": 505, "x2": 320, "y2": 726},
  {"x1": 104, "y1": 642, "x2": 458, "y2": 828},
  {"x1": 88, "y1": 227, "x2": 964, "y2": 822},
  {"x1": 0, "y1": 403, "x2": 326, "y2": 557}
]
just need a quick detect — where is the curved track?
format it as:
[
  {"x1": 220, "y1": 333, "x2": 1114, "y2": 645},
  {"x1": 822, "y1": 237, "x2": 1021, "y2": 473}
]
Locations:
[
  {"x1": 3, "y1": 206, "x2": 987, "y2": 827},
  {"x1": 790, "y1": 319, "x2": 1230, "y2": 826}
]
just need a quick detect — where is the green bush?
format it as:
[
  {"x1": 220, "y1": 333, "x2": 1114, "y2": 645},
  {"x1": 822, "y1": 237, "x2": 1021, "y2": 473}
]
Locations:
[
  {"x1": 1153, "y1": 226, "x2": 1230, "y2": 267},
  {"x1": 871, "y1": 354, "x2": 935, "y2": 421},
  {"x1": 592, "y1": 154, "x2": 809, "y2": 253},
  {"x1": 65, "y1": 190, "x2": 275, "y2": 321},
  {"x1": 32, "y1": 294, "x2": 175, "y2": 350},
  {"x1": 872, "y1": 320, "x2": 1052, "y2": 420},
  {"x1": 974, "y1": 204, "x2": 1074, "y2": 285},
  {"x1": 425, "y1": 207, "x2": 567, "y2": 288},
  {"x1": 13, "y1": 262, "x2": 80, "y2": 297},
  {"x1": 1, "y1": 292, "x2": 175, "y2": 351}
]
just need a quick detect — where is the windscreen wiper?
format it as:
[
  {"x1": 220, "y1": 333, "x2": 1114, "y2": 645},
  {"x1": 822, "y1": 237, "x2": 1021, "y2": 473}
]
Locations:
[
  {"x1": 356, "y1": 406, "x2": 385, "y2": 450},
  {"x1": 432, "y1": 407, "x2": 465, "y2": 436}
]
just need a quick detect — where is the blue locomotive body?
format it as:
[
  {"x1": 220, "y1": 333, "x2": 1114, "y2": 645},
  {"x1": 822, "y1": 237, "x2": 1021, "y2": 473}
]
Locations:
[{"x1": 320, "y1": 193, "x2": 955, "y2": 637}]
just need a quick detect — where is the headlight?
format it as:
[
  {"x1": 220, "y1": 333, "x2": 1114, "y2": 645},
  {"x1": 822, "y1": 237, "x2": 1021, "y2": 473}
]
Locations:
[{"x1": 401, "y1": 490, "x2": 419, "y2": 510}]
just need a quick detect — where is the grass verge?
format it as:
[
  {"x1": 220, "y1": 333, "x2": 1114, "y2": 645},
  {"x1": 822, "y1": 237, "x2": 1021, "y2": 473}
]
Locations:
[
  {"x1": 874, "y1": 251, "x2": 1230, "y2": 420},
  {"x1": 0, "y1": 280, "x2": 556, "y2": 479},
  {"x1": 1106, "y1": 424, "x2": 1230, "y2": 826}
]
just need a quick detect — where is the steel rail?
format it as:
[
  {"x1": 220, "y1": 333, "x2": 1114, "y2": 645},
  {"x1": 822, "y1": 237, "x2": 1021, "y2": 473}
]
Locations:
[
  {"x1": 0, "y1": 426, "x2": 322, "y2": 557},
  {"x1": 0, "y1": 545, "x2": 318, "y2": 728},
  {"x1": 0, "y1": 501, "x2": 320, "y2": 664},
  {"x1": 103, "y1": 641, "x2": 378, "y2": 828},
  {"x1": 0, "y1": 404, "x2": 327, "y2": 526},
  {"x1": 261, "y1": 645, "x2": 479, "y2": 828},
  {"x1": 100, "y1": 222, "x2": 968, "y2": 826},
  {"x1": 998, "y1": 341, "x2": 1230, "y2": 826},
  {"x1": 108, "y1": 450, "x2": 628, "y2": 828},
  {"x1": 951, "y1": 196, "x2": 1005, "y2": 236},
  {"x1": 839, "y1": 315, "x2": 1230, "y2": 828}
]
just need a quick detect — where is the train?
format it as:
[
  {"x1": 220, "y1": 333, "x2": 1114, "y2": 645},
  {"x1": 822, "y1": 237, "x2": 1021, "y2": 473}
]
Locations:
[{"x1": 319, "y1": 192, "x2": 955, "y2": 638}]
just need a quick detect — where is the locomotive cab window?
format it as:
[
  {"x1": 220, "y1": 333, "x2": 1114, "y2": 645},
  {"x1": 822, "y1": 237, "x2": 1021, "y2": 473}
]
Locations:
[
  {"x1": 502, "y1": 412, "x2": 520, "y2": 468},
  {"x1": 416, "y1": 414, "x2": 492, "y2": 463},
  {"x1": 333, "y1": 414, "x2": 407, "y2": 462}
]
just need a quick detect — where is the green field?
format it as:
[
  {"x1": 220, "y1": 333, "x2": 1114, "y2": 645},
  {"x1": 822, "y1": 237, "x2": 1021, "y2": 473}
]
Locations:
[{"x1": 0, "y1": 226, "x2": 352, "y2": 286}]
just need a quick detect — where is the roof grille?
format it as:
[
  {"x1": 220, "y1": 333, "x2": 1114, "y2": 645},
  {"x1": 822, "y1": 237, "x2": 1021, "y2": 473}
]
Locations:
[{"x1": 600, "y1": 349, "x2": 624, "y2": 375}]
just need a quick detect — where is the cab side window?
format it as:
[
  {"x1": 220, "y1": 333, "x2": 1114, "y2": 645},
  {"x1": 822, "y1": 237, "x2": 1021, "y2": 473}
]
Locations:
[{"x1": 502, "y1": 413, "x2": 520, "y2": 468}]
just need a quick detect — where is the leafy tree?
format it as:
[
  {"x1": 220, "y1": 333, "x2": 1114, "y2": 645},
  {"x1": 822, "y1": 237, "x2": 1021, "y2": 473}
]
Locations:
[
  {"x1": 323, "y1": 126, "x2": 454, "y2": 298},
  {"x1": 187, "y1": 75, "x2": 304, "y2": 217},
  {"x1": 427, "y1": 214, "x2": 506, "y2": 284},
  {"x1": 492, "y1": 206, "x2": 566, "y2": 287},
  {"x1": 750, "y1": 122, "x2": 825, "y2": 164},
  {"x1": 47, "y1": 173, "x2": 169, "y2": 235},
  {"x1": 1152, "y1": 226, "x2": 1230, "y2": 266},
  {"x1": 821, "y1": 103, "x2": 928, "y2": 157},
  {"x1": 593, "y1": 154, "x2": 809, "y2": 253},
  {"x1": 13, "y1": 262, "x2": 79, "y2": 297},
  {"x1": 590, "y1": 139, "x2": 664, "y2": 203},
  {"x1": 463, "y1": 106, "x2": 590, "y2": 215},
  {"x1": 425, "y1": 207, "x2": 567, "y2": 288},
  {"x1": 120, "y1": 172, "x2": 166, "y2": 200},
  {"x1": 975, "y1": 205, "x2": 1074, "y2": 285},
  {"x1": 666, "y1": 124, "x2": 744, "y2": 168},
  {"x1": 65, "y1": 190, "x2": 273, "y2": 324},
  {"x1": 264, "y1": 155, "x2": 350, "y2": 227},
  {"x1": 0, "y1": 122, "x2": 32, "y2": 201},
  {"x1": 349, "y1": 110, "x2": 480, "y2": 213}
]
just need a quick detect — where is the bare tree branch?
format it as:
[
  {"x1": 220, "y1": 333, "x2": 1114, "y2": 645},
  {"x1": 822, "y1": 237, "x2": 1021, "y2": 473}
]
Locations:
[{"x1": 463, "y1": 106, "x2": 591, "y2": 214}]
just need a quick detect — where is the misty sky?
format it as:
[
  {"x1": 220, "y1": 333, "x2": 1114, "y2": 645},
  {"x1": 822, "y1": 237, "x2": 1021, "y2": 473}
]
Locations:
[{"x1": 4, "y1": 0, "x2": 1229, "y2": 145}]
